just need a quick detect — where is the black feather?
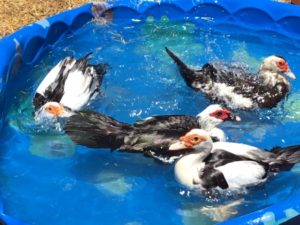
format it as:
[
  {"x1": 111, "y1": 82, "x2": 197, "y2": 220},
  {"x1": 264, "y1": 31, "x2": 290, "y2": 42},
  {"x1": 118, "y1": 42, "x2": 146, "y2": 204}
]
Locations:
[
  {"x1": 133, "y1": 114, "x2": 198, "y2": 134},
  {"x1": 268, "y1": 145, "x2": 300, "y2": 171},
  {"x1": 64, "y1": 110, "x2": 132, "y2": 150},
  {"x1": 165, "y1": 47, "x2": 202, "y2": 86},
  {"x1": 274, "y1": 55, "x2": 286, "y2": 61},
  {"x1": 200, "y1": 165, "x2": 229, "y2": 189},
  {"x1": 32, "y1": 93, "x2": 47, "y2": 111}
]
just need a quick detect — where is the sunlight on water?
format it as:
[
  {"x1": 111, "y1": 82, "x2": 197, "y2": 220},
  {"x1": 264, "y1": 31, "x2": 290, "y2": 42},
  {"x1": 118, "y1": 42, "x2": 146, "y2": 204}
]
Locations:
[
  {"x1": 1, "y1": 15, "x2": 300, "y2": 225},
  {"x1": 29, "y1": 135, "x2": 75, "y2": 158},
  {"x1": 94, "y1": 170, "x2": 133, "y2": 197}
]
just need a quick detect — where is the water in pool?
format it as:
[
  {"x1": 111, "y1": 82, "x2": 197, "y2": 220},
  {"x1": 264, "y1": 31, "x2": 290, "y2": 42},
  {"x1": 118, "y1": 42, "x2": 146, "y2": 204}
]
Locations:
[{"x1": 1, "y1": 16, "x2": 300, "y2": 225}]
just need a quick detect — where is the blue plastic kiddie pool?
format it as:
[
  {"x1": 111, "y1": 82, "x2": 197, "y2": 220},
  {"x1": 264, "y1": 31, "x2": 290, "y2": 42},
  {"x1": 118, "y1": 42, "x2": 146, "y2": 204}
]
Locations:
[{"x1": 1, "y1": 0, "x2": 300, "y2": 224}]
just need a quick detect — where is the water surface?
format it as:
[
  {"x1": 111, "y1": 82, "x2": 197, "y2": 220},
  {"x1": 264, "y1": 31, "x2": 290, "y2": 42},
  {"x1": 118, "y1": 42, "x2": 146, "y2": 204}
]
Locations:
[{"x1": 1, "y1": 16, "x2": 300, "y2": 225}]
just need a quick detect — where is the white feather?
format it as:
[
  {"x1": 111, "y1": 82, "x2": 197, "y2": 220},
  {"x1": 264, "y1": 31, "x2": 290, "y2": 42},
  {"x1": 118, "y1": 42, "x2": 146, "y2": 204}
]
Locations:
[
  {"x1": 209, "y1": 128, "x2": 226, "y2": 142},
  {"x1": 36, "y1": 58, "x2": 74, "y2": 95},
  {"x1": 60, "y1": 68, "x2": 98, "y2": 110},
  {"x1": 216, "y1": 161, "x2": 266, "y2": 189},
  {"x1": 174, "y1": 153, "x2": 206, "y2": 189},
  {"x1": 212, "y1": 142, "x2": 265, "y2": 160},
  {"x1": 211, "y1": 83, "x2": 254, "y2": 109}
]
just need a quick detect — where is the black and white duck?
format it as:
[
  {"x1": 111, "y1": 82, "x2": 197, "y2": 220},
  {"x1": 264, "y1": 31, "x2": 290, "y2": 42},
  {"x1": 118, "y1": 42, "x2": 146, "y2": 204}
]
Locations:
[
  {"x1": 171, "y1": 129, "x2": 300, "y2": 191},
  {"x1": 33, "y1": 53, "x2": 108, "y2": 124},
  {"x1": 165, "y1": 47, "x2": 296, "y2": 110},
  {"x1": 133, "y1": 104, "x2": 240, "y2": 142},
  {"x1": 63, "y1": 105, "x2": 239, "y2": 163}
]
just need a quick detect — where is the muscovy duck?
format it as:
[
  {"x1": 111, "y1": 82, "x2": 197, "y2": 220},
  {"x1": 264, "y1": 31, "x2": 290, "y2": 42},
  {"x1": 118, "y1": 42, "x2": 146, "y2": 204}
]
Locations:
[
  {"x1": 165, "y1": 47, "x2": 296, "y2": 110},
  {"x1": 33, "y1": 53, "x2": 108, "y2": 123},
  {"x1": 171, "y1": 129, "x2": 300, "y2": 191},
  {"x1": 133, "y1": 104, "x2": 240, "y2": 142},
  {"x1": 64, "y1": 106, "x2": 239, "y2": 163}
]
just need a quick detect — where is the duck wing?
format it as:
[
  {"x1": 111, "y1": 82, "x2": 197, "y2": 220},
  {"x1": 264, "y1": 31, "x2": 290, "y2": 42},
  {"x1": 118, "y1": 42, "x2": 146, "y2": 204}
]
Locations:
[
  {"x1": 133, "y1": 115, "x2": 199, "y2": 133},
  {"x1": 122, "y1": 129, "x2": 186, "y2": 152},
  {"x1": 64, "y1": 110, "x2": 133, "y2": 150},
  {"x1": 206, "y1": 63, "x2": 259, "y2": 97},
  {"x1": 212, "y1": 142, "x2": 300, "y2": 172},
  {"x1": 60, "y1": 53, "x2": 108, "y2": 111},
  {"x1": 253, "y1": 83, "x2": 290, "y2": 108},
  {"x1": 203, "y1": 149, "x2": 248, "y2": 166},
  {"x1": 199, "y1": 164, "x2": 229, "y2": 189},
  {"x1": 33, "y1": 57, "x2": 75, "y2": 111},
  {"x1": 212, "y1": 142, "x2": 274, "y2": 161},
  {"x1": 268, "y1": 145, "x2": 300, "y2": 171},
  {"x1": 200, "y1": 150, "x2": 268, "y2": 189},
  {"x1": 64, "y1": 110, "x2": 193, "y2": 161},
  {"x1": 121, "y1": 128, "x2": 194, "y2": 163}
]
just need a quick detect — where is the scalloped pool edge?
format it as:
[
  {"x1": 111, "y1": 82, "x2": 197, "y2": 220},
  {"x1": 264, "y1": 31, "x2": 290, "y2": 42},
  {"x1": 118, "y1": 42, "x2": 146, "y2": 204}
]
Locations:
[{"x1": 0, "y1": 0, "x2": 300, "y2": 225}]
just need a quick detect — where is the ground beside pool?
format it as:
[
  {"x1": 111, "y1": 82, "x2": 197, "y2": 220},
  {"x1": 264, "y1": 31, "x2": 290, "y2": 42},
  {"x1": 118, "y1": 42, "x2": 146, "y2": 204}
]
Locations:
[{"x1": 0, "y1": 0, "x2": 98, "y2": 38}]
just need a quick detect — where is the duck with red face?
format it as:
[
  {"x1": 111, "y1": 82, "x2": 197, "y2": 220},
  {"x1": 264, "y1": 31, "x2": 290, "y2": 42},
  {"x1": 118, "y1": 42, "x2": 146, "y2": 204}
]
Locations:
[
  {"x1": 259, "y1": 55, "x2": 295, "y2": 86},
  {"x1": 133, "y1": 104, "x2": 240, "y2": 142},
  {"x1": 64, "y1": 105, "x2": 240, "y2": 163},
  {"x1": 166, "y1": 47, "x2": 296, "y2": 109}
]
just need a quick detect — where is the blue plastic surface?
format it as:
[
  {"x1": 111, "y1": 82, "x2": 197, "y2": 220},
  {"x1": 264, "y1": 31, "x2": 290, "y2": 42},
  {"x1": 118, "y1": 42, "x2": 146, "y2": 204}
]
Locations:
[{"x1": 0, "y1": 0, "x2": 300, "y2": 224}]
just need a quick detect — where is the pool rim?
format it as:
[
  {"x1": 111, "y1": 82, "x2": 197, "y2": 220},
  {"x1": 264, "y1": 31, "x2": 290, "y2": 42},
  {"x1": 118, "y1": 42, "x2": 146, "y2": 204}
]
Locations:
[{"x1": 0, "y1": 0, "x2": 300, "y2": 224}]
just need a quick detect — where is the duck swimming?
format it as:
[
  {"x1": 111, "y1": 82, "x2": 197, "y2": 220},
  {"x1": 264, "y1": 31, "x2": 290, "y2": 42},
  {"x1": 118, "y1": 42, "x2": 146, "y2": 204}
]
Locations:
[
  {"x1": 63, "y1": 105, "x2": 239, "y2": 163},
  {"x1": 165, "y1": 47, "x2": 296, "y2": 110},
  {"x1": 133, "y1": 104, "x2": 240, "y2": 142},
  {"x1": 172, "y1": 129, "x2": 300, "y2": 191},
  {"x1": 33, "y1": 53, "x2": 108, "y2": 124}
]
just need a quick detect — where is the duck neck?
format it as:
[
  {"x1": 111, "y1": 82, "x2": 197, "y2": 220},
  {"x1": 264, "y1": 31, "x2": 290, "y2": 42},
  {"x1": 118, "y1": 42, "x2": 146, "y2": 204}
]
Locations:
[
  {"x1": 197, "y1": 117, "x2": 219, "y2": 131},
  {"x1": 174, "y1": 142, "x2": 213, "y2": 189},
  {"x1": 177, "y1": 144, "x2": 212, "y2": 166},
  {"x1": 259, "y1": 70, "x2": 289, "y2": 88}
]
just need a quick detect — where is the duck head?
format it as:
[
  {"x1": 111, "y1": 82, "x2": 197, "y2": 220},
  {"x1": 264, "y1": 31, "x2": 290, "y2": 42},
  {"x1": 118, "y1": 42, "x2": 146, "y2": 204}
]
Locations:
[
  {"x1": 169, "y1": 129, "x2": 213, "y2": 153},
  {"x1": 35, "y1": 102, "x2": 74, "y2": 124},
  {"x1": 196, "y1": 104, "x2": 240, "y2": 131},
  {"x1": 172, "y1": 129, "x2": 214, "y2": 190},
  {"x1": 259, "y1": 55, "x2": 296, "y2": 87}
]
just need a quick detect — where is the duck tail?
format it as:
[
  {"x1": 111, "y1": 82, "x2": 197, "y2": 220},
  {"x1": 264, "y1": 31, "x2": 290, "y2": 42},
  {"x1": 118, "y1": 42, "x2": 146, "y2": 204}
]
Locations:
[
  {"x1": 269, "y1": 145, "x2": 300, "y2": 171},
  {"x1": 165, "y1": 47, "x2": 202, "y2": 87},
  {"x1": 82, "y1": 52, "x2": 109, "y2": 82},
  {"x1": 64, "y1": 110, "x2": 133, "y2": 150},
  {"x1": 82, "y1": 52, "x2": 93, "y2": 61},
  {"x1": 93, "y1": 63, "x2": 109, "y2": 80},
  {"x1": 73, "y1": 52, "x2": 94, "y2": 72},
  {"x1": 80, "y1": 53, "x2": 110, "y2": 89},
  {"x1": 77, "y1": 52, "x2": 110, "y2": 76},
  {"x1": 165, "y1": 47, "x2": 194, "y2": 75}
]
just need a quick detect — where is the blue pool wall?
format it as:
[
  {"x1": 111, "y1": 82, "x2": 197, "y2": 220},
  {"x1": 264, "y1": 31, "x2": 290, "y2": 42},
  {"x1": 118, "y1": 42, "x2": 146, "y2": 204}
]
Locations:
[{"x1": 0, "y1": 0, "x2": 300, "y2": 224}]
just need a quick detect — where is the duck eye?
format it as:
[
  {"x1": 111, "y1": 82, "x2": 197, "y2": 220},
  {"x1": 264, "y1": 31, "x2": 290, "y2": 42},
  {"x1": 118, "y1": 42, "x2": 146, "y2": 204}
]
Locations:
[
  {"x1": 46, "y1": 106, "x2": 53, "y2": 112},
  {"x1": 278, "y1": 61, "x2": 284, "y2": 66},
  {"x1": 193, "y1": 136, "x2": 200, "y2": 141},
  {"x1": 215, "y1": 111, "x2": 223, "y2": 117}
]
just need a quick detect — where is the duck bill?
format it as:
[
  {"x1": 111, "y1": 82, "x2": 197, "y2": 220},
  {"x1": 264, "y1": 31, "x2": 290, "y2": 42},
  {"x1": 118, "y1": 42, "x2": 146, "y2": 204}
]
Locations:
[
  {"x1": 285, "y1": 71, "x2": 296, "y2": 80},
  {"x1": 169, "y1": 141, "x2": 189, "y2": 151}
]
